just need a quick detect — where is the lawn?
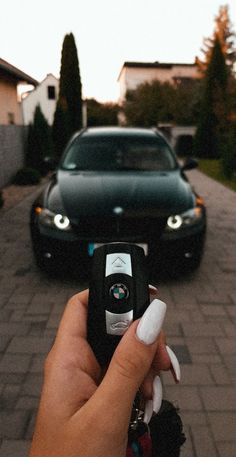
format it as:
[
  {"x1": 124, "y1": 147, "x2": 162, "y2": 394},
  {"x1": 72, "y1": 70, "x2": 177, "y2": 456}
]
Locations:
[{"x1": 198, "y1": 159, "x2": 236, "y2": 192}]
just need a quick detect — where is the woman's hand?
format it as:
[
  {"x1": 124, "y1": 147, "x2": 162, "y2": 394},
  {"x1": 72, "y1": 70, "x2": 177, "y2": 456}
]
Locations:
[{"x1": 29, "y1": 288, "x2": 180, "y2": 457}]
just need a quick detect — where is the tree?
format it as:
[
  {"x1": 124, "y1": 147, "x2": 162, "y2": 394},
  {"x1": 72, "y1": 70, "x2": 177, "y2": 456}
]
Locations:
[
  {"x1": 53, "y1": 33, "x2": 82, "y2": 159},
  {"x1": 196, "y1": 5, "x2": 236, "y2": 74},
  {"x1": 194, "y1": 37, "x2": 229, "y2": 158},
  {"x1": 26, "y1": 105, "x2": 53, "y2": 174},
  {"x1": 123, "y1": 80, "x2": 176, "y2": 127},
  {"x1": 122, "y1": 79, "x2": 201, "y2": 127},
  {"x1": 86, "y1": 99, "x2": 119, "y2": 126}
]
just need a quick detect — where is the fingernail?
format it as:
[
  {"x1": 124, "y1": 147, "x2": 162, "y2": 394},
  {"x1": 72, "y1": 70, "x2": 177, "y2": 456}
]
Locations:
[
  {"x1": 143, "y1": 399, "x2": 153, "y2": 424},
  {"x1": 153, "y1": 375, "x2": 163, "y2": 413},
  {"x1": 136, "y1": 299, "x2": 167, "y2": 345},
  {"x1": 149, "y1": 284, "x2": 158, "y2": 293},
  {"x1": 166, "y1": 345, "x2": 181, "y2": 383}
]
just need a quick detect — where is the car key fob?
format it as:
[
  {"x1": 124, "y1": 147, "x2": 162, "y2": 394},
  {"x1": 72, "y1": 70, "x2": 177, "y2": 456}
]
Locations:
[{"x1": 87, "y1": 243, "x2": 150, "y2": 367}]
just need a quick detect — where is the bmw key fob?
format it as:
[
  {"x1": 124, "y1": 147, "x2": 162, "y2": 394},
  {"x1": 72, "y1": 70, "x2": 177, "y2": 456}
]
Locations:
[{"x1": 87, "y1": 243, "x2": 149, "y2": 367}]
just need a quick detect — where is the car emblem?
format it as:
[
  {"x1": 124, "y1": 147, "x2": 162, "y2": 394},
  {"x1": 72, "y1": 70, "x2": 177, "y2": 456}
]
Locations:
[{"x1": 113, "y1": 206, "x2": 124, "y2": 215}]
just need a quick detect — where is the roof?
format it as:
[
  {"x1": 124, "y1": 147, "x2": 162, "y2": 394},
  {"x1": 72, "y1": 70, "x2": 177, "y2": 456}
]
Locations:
[
  {"x1": 0, "y1": 58, "x2": 38, "y2": 85},
  {"x1": 118, "y1": 61, "x2": 196, "y2": 80}
]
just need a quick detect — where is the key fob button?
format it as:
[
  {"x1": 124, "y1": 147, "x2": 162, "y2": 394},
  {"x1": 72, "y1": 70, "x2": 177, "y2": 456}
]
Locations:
[
  {"x1": 105, "y1": 309, "x2": 133, "y2": 335},
  {"x1": 105, "y1": 253, "x2": 132, "y2": 276}
]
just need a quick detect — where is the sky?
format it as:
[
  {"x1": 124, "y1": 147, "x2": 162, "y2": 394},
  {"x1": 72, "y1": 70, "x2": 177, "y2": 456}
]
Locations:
[{"x1": 1, "y1": 0, "x2": 236, "y2": 102}]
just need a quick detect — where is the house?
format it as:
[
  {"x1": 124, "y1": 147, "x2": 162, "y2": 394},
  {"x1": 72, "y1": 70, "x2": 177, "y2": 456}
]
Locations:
[
  {"x1": 0, "y1": 58, "x2": 38, "y2": 188},
  {"x1": 0, "y1": 57, "x2": 38, "y2": 125},
  {"x1": 22, "y1": 74, "x2": 59, "y2": 125},
  {"x1": 118, "y1": 61, "x2": 199, "y2": 104}
]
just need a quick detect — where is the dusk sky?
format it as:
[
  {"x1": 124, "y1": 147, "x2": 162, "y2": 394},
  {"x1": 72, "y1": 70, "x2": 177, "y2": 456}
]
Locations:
[{"x1": 1, "y1": 1, "x2": 236, "y2": 102}]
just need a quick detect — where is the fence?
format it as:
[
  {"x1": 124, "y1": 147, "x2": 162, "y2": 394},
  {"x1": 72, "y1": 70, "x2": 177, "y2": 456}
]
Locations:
[{"x1": 0, "y1": 125, "x2": 27, "y2": 188}]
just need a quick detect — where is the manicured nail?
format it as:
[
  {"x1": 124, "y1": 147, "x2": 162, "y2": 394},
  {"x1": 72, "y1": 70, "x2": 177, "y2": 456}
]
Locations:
[
  {"x1": 136, "y1": 299, "x2": 167, "y2": 345},
  {"x1": 143, "y1": 399, "x2": 153, "y2": 424},
  {"x1": 153, "y1": 375, "x2": 163, "y2": 413},
  {"x1": 149, "y1": 284, "x2": 158, "y2": 293},
  {"x1": 166, "y1": 345, "x2": 181, "y2": 383}
]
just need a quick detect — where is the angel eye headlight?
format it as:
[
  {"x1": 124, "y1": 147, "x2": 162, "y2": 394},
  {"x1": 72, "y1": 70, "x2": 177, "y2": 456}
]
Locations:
[
  {"x1": 166, "y1": 206, "x2": 203, "y2": 231},
  {"x1": 167, "y1": 215, "x2": 183, "y2": 230},
  {"x1": 35, "y1": 207, "x2": 71, "y2": 231},
  {"x1": 54, "y1": 214, "x2": 70, "y2": 230}
]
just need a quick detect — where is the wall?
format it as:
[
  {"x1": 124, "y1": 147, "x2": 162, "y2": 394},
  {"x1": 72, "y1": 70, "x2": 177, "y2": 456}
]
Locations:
[
  {"x1": 0, "y1": 79, "x2": 23, "y2": 125},
  {"x1": 0, "y1": 125, "x2": 26, "y2": 188}
]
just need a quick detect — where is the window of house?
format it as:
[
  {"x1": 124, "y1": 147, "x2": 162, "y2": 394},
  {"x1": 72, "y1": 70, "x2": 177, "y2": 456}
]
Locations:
[
  {"x1": 47, "y1": 85, "x2": 56, "y2": 100},
  {"x1": 8, "y1": 113, "x2": 15, "y2": 124}
]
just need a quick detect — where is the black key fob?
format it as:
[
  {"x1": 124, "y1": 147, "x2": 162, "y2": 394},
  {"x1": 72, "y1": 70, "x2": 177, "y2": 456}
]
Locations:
[{"x1": 87, "y1": 243, "x2": 149, "y2": 367}]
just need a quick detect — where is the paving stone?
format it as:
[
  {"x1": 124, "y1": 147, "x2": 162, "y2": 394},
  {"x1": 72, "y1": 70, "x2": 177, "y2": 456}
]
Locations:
[
  {"x1": 0, "y1": 440, "x2": 31, "y2": 457},
  {"x1": 7, "y1": 336, "x2": 54, "y2": 354},
  {"x1": 191, "y1": 425, "x2": 218, "y2": 457},
  {"x1": 22, "y1": 373, "x2": 43, "y2": 397},
  {"x1": 185, "y1": 337, "x2": 218, "y2": 354},
  {"x1": 217, "y1": 441, "x2": 236, "y2": 457},
  {"x1": 0, "y1": 354, "x2": 31, "y2": 373},
  {"x1": 16, "y1": 396, "x2": 40, "y2": 410},
  {"x1": 0, "y1": 323, "x2": 29, "y2": 337},
  {"x1": 0, "y1": 336, "x2": 11, "y2": 352},
  {"x1": 208, "y1": 412, "x2": 236, "y2": 441},
  {"x1": 215, "y1": 338, "x2": 236, "y2": 354},
  {"x1": 0, "y1": 384, "x2": 21, "y2": 409},
  {"x1": 0, "y1": 411, "x2": 30, "y2": 439},
  {"x1": 30, "y1": 355, "x2": 46, "y2": 373},
  {"x1": 200, "y1": 386, "x2": 236, "y2": 410},
  {"x1": 178, "y1": 365, "x2": 214, "y2": 385},
  {"x1": 191, "y1": 354, "x2": 222, "y2": 364},
  {"x1": 210, "y1": 365, "x2": 232, "y2": 385},
  {"x1": 181, "y1": 322, "x2": 224, "y2": 337},
  {"x1": 164, "y1": 386, "x2": 203, "y2": 410}
]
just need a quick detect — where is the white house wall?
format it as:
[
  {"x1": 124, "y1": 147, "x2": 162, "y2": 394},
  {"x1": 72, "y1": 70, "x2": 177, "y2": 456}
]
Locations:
[
  {"x1": 119, "y1": 64, "x2": 199, "y2": 103},
  {"x1": 22, "y1": 74, "x2": 58, "y2": 125}
]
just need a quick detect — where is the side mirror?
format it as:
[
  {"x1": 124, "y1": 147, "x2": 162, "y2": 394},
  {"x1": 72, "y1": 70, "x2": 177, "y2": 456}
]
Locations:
[{"x1": 181, "y1": 157, "x2": 198, "y2": 172}]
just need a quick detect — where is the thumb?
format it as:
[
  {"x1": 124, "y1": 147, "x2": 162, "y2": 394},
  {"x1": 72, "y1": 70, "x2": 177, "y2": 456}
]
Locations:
[{"x1": 96, "y1": 299, "x2": 167, "y2": 427}]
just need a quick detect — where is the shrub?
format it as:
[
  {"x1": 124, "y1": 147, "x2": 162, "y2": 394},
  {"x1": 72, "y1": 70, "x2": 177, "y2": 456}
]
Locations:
[
  {"x1": 0, "y1": 190, "x2": 4, "y2": 208},
  {"x1": 12, "y1": 167, "x2": 41, "y2": 185},
  {"x1": 220, "y1": 127, "x2": 236, "y2": 179}
]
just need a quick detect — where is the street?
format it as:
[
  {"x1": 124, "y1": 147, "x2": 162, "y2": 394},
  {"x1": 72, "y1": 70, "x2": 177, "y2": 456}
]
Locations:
[{"x1": 0, "y1": 169, "x2": 236, "y2": 457}]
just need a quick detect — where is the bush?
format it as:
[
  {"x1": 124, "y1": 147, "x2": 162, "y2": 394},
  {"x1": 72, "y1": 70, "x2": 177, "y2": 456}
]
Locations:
[
  {"x1": 12, "y1": 167, "x2": 41, "y2": 186},
  {"x1": 0, "y1": 190, "x2": 4, "y2": 208},
  {"x1": 220, "y1": 127, "x2": 236, "y2": 179}
]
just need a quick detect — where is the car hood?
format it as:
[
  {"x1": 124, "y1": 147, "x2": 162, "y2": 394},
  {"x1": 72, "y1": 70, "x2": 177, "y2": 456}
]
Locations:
[{"x1": 47, "y1": 169, "x2": 194, "y2": 219}]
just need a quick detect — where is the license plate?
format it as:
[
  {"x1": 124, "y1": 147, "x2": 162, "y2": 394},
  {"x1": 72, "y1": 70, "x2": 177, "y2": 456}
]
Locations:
[{"x1": 88, "y1": 242, "x2": 148, "y2": 256}]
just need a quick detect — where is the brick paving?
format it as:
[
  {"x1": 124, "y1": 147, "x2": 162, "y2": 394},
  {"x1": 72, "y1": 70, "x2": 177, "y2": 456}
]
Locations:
[{"x1": 0, "y1": 170, "x2": 236, "y2": 457}]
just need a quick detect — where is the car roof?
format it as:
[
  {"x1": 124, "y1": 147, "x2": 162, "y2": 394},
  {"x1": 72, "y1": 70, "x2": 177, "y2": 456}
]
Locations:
[{"x1": 80, "y1": 126, "x2": 161, "y2": 138}]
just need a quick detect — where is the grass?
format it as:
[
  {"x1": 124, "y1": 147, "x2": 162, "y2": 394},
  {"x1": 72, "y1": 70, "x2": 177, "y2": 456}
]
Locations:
[{"x1": 198, "y1": 159, "x2": 236, "y2": 192}]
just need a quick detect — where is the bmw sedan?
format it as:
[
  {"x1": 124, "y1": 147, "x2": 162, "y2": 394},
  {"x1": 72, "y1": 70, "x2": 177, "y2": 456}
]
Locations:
[{"x1": 30, "y1": 127, "x2": 206, "y2": 276}]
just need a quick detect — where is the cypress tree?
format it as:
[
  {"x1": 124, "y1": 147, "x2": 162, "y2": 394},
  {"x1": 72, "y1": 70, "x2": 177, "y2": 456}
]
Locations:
[
  {"x1": 26, "y1": 105, "x2": 53, "y2": 173},
  {"x1": 53, "y1": 33, "x2": 82, "y2": 160}
]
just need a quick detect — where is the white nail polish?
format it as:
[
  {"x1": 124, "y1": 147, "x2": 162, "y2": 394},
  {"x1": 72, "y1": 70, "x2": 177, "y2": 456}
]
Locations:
[
  {"x1": 153, "y1": 375, "x2": 163, "y2": 413},
  {"x1": 143, "y1": 399, "x2": 153, "y2": 424},
  {"x1": 136, "y1": 299, "x2": 166, "y2": 345},
  {"x1": 166, "y1": 345, "x2": 181, "y2": 382},
  {"x1": 149, "y1": 284, "x2": 158, "y2": 293}
]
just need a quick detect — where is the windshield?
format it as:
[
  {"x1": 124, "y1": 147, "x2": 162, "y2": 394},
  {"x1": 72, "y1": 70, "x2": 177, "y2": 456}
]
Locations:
[{"x1": 61, "y1": 134, "x2": 177, "y2": 171}]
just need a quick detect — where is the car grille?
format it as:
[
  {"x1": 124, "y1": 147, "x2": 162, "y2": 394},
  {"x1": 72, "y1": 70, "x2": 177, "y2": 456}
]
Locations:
[{"x1": 72, "y1": 216, "x2": 167, "y2": 242}]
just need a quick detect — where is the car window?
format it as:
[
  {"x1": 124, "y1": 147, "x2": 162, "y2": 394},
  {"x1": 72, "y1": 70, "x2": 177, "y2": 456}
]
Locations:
[{"x1": 61, "y1": 135, "x2": 176, "y2": 171}]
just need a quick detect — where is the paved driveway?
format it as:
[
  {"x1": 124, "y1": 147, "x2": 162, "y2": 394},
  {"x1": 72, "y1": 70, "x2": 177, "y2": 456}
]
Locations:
[{"x1": 0, "y1": 170, "x2": 235, "y2": 457}]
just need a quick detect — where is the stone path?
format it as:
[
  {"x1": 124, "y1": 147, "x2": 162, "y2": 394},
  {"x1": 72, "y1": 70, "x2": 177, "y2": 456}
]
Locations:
[{"x1": 0, "y1": 170, "x2": 235, "y2": 457}]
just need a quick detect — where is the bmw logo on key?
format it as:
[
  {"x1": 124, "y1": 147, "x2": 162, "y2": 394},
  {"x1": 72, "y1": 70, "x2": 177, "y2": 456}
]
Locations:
[{"x1": 110, "y1": 283, "x2": 129, "y2": 300}]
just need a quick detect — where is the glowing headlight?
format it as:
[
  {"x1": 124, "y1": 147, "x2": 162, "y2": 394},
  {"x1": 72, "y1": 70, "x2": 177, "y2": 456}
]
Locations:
[
  {"x1": 54, "y1": 214, "x2": 70, "y2": 230},
  {"x1": 35, "y1": 207, "x2": 72, "y2": 231},
  {"x1": 166, "y1": 207, "x2": 203, "y2": 231}
]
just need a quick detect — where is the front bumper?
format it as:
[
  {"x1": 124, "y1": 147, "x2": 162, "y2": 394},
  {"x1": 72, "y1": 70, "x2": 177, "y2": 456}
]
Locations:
[{"x1": 31, "y1": 215, "x2": 206, "y2": 272}]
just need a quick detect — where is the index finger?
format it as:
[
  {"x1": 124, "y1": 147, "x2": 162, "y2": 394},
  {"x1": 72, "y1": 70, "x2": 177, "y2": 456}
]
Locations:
[{"x1": 56, "y1": 289, "x2": 89, "y2": 342}]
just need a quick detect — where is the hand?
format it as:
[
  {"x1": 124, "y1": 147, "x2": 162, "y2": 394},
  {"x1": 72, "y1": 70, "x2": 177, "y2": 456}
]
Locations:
[{"x1": 29, "y1": 288, "x2": 180, "y2": 457}]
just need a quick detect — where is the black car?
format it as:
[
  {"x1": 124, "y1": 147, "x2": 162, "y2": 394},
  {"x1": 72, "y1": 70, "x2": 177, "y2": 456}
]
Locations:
[{"x1": 30, "y1": 127, "x2": 206, "y2": 276}]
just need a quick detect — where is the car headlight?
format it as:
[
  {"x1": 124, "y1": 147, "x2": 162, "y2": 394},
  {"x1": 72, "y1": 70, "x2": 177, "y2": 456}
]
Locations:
[
  {"x1": 165, "y1": 198, "x2": 204, "y2": 231},
  {"x1": 35, "y1": 207, "x2": 72, "y2": 231}
]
